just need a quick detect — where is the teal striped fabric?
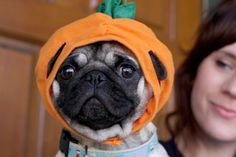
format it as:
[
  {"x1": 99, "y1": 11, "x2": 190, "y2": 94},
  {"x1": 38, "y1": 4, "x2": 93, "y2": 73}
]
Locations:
[{"x1": 68, "y1": 133, "x2": 158, "y2": 157}]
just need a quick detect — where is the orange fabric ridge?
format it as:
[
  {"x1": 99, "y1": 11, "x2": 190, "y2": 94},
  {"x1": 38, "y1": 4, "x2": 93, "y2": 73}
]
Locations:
[{"x1": 35, "y1": 13, "x2": 174, "y2": 145}]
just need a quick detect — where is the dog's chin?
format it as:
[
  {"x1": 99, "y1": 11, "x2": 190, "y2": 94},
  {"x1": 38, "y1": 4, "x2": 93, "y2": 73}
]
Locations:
[
  {"x1": 76, "y1": 97, "x2": 129, "y2": 130},
  {"x1": 57, "y1": 82, "x2": 153, "y2": 142},
  {"x1": 52, "y1": 76, "x2": 153, "y2": 142}
]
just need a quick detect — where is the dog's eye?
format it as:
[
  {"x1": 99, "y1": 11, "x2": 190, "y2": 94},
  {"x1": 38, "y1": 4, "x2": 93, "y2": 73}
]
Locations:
[
  {"x1": 59, "y1": 65, "x2": 75, "y2": 80},
  {"x1": 119, "y1": 64, "x2": 136, "y2": 78}
]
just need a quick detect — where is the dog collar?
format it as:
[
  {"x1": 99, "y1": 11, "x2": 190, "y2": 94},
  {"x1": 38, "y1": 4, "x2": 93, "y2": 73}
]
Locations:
[{"x1": 67, "y1": 132, "x2": 158, "y2": 157}]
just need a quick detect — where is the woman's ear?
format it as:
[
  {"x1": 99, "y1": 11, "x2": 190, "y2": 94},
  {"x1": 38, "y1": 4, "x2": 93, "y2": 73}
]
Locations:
[
  {"x1": 47, "y1": 43, "x2": 66, "y2": 77},
  {"x1": 149, "y1": 51, "x2": 167, "y2": 80}
]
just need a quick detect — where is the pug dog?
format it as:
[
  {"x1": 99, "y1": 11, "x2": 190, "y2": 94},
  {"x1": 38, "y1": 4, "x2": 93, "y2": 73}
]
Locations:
[{"x1": 48, "y1": 41, "x2": 169, "y2": 157}]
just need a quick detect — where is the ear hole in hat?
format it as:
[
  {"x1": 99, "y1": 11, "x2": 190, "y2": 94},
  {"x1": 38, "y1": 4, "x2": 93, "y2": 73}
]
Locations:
[
  {"x1": 47, "y1": 43, "x2": 66, "y2": 77},
  {"x1": 149, "y1": 51, "x2": 167, "y2": 80}
]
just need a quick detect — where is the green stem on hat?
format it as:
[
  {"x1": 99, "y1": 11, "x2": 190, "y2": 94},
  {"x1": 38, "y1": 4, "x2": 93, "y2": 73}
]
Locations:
[{"x1": 96, "y1": 0, "x2": 136, "y2": 19}]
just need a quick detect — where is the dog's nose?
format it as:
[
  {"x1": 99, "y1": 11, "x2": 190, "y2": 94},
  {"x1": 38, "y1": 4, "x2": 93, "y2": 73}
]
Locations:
[{"x1": 84, "y1": 71, "x2": 106, "y2": 86}]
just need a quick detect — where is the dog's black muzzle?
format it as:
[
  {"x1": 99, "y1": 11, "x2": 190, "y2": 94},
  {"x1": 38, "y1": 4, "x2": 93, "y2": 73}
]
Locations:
[
  {"x1": 82, "y1": 70, "x2": 107, "y2": 88},
  {"x1": 58, "y1": 70, "x2": 137, "y2": 130}
]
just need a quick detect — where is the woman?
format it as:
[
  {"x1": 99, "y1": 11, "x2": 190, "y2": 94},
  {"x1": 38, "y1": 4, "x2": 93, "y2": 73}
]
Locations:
[{"x1": 161, "y1": 0, "x2": 236, "y2": 157}]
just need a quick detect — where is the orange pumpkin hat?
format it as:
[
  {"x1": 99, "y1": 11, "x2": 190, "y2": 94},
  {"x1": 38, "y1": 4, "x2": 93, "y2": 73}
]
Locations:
[{"x1": 35, "y1": 0, "x2": 174, "y2": 145}]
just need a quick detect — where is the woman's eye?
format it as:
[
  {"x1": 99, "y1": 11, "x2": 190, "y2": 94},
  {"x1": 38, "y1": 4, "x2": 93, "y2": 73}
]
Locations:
[
  {"x1": 59, "y1": 65, "x2": 75, "y2": 80},
  {"x1": 119, "y1": 64, "x2": 136, "y2": 78},
  {"x1": 216, "y1": 60, "x2": 232, "y2": 70}
]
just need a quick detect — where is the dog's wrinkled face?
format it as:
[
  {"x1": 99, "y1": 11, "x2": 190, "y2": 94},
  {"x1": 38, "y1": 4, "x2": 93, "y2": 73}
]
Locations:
[{"x1": 52, "y1": 41, "x2": 146, "y2": 131}]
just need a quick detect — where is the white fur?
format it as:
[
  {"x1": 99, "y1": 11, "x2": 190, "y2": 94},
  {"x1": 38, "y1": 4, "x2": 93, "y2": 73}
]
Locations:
[
  {"x1": 52, "y1": 80, "x2": 60, "y2": 99},
  {"x1": 137, "y1": 77, "x2": 145, "y2": 98},
  {"x1": 104, "y1": 51, "x2": 139, "y2": 67},
  {"x1": 103, "y1": 43, "x2": 139, "y2": 67},
  {"x1": 75, "y1": 53, "x2": 88, "y2": 66},
  {"x1": 104, "y1": 51, "x2": 115, "y2": 65}
]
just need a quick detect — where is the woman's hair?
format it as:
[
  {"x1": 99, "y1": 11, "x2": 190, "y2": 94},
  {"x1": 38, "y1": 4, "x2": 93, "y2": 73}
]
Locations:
[{"x1": 167, "y1": 0, "x2": 236, "y2": 139}]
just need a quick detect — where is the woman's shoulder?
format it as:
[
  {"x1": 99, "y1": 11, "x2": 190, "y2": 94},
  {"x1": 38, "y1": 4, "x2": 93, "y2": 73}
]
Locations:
[{"x1": 160, "y1": 139, "x2": 184, "y2": 157}]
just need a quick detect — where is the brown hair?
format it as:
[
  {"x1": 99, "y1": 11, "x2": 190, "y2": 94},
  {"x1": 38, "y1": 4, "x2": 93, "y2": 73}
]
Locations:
[{"x1": 167, "y1": 0, "x2": 236, "y2": 139}]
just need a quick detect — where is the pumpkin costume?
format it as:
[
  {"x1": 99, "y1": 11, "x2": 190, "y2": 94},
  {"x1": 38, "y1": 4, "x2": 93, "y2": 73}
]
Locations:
[{"x1": 35, "y1": 0, "x2": 174, "y2": 145}]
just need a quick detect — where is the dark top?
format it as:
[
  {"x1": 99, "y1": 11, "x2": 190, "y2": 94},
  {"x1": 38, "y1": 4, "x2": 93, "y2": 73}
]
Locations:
[{"x1": 160, "y1": 140, "x2": 184, "y2": 157}]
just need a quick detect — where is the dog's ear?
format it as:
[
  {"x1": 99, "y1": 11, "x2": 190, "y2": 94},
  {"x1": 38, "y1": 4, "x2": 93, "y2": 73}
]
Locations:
[
  {"x1": 149, "y1": 51, "x2": 167, "y2": 80},
  {"x1": 47, "y1": 43, "x2": 66, "y2": 77}
]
